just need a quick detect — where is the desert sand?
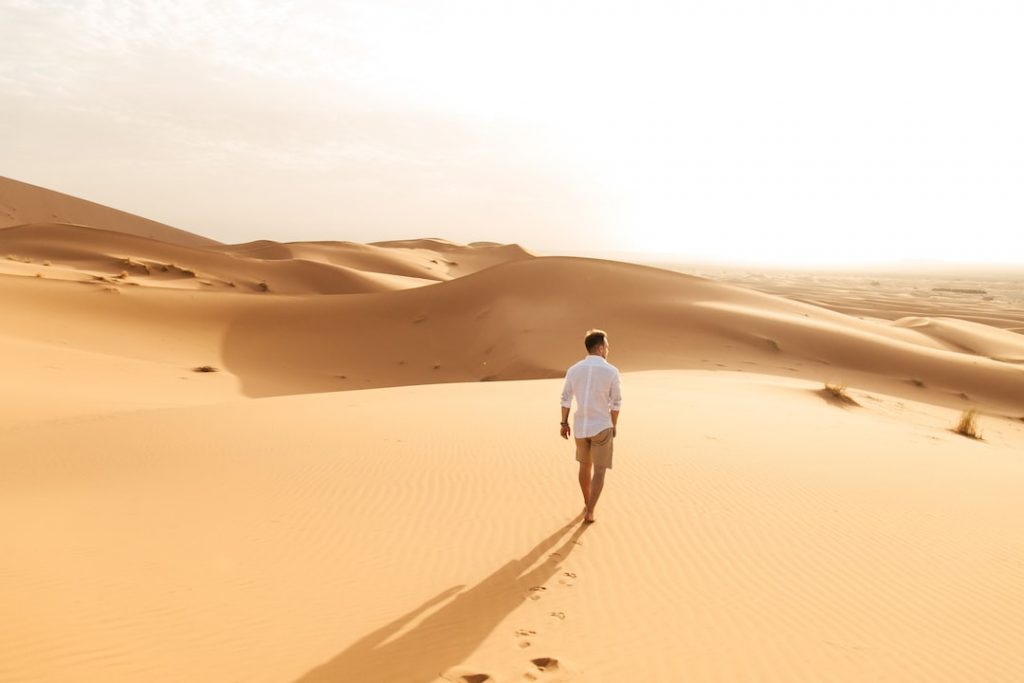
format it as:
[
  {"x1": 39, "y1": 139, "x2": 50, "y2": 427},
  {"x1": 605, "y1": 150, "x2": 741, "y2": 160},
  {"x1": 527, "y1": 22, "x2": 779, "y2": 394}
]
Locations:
[{"x1": 2, "y1": 176, "x2": 1024, "y2": 682}]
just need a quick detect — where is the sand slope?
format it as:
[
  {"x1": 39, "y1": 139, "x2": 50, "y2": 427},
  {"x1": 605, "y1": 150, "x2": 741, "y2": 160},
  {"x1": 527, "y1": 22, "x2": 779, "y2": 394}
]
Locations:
[
  {"x1": 220, "y1": 256, "x2": 1024, "y2": 412},
  {"x1": 3, "y1": 373, "x2": 1024, "y2": 682},
  {"x1": 3, "y1": 253, "x2": 1022, "y2": 417},
  {"x1": 0, "y1": 176, "x2": 220, "y2": 248}
]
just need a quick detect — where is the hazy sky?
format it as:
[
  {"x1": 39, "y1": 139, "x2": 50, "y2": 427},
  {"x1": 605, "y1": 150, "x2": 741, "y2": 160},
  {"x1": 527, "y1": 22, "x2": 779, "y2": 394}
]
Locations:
[{"x1": 2, "y1": 1, "x2": 1022, "y2": 265}]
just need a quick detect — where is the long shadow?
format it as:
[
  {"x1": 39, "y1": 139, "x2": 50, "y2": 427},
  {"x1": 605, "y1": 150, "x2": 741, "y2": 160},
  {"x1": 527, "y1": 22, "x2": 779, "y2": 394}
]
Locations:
[{"x1": 292, "y1": 516, "x2": 589, "y2": 683}]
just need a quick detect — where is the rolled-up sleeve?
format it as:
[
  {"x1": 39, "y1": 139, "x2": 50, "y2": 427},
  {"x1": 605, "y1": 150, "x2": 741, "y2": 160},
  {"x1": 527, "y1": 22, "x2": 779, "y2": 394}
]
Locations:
[
  {"x1": 609, "y1": 371, "x2": 623, "y2": 411},
  {"x1": 560, "y1": 375, "x2": 573, "y2": 408}
]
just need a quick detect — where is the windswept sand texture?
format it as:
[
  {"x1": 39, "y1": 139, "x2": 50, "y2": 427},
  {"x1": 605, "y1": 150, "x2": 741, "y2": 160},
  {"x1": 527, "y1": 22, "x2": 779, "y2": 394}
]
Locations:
[{"x1": 2, "y1": 182, "x2": 1024, "y2": 682}]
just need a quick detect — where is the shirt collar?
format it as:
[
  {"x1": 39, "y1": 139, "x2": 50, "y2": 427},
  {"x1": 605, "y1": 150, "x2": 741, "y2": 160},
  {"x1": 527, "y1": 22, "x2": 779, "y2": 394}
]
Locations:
[{"x1": 583, "y1": 354, "x2": 607, "y2": 364}]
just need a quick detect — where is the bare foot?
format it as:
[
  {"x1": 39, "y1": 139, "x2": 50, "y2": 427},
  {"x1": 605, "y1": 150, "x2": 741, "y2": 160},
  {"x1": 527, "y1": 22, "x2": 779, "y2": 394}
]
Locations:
[{"x1": 584, "y1": 509, "x2": 596, "y2": 524}]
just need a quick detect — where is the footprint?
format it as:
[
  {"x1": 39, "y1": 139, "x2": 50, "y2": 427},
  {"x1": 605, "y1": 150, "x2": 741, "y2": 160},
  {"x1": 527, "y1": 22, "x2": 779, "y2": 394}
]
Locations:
[
  {"x1": 515, "y1": 627, "x2": 536, "y2": 648},
  {"x1": 549, "y1": 611, "x2": 566, "y2": 620},
  {"x1": 522, "y1": 656, "x2": 577, "y2": 681},
  {"x1": 531, "y1": 657, "x2": 560, "y2": 672},
  {"x1": 562, "y1": 572, "x2": 576, "y2": 579},
  {"x1": 528, "y1": 586, "x2": 547, "y2": 600},
  {"x1": 442, "y1": 670, "x2": 491, "y2": 683}
]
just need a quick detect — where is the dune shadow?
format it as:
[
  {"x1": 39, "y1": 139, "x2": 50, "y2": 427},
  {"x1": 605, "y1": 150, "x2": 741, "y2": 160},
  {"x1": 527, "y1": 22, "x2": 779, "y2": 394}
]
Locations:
[{"x1": 292, "y1": 516, "x2": 588, "y2": 683}]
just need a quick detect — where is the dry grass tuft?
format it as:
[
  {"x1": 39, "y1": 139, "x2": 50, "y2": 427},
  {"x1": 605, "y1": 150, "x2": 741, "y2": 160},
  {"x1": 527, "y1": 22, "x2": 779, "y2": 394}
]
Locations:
[
  {"x1": 824, "y1": 383, "x2": 848, "y2": 399},
  {"x1": 257, "y1": 280, "x2": 270, "y2": 292},
  {"x1": 766, "y1": 338, "x2": 781, "y2": 352},
  {"x1": 911, "y1": 378, "x2": 926, "y2": 387},
  {"x1": 819, "y1": 382, "x2": 859, "y2": 407},
  {"x1": 954, "y1": 409, "x2": 982, "y2": 440},
  {"x1": 193, "y1": 365, "x2": 219, "y2": 373}
]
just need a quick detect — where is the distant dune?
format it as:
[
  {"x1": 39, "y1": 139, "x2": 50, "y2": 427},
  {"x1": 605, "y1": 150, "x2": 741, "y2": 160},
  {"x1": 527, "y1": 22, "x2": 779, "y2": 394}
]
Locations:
[
  {"x1": 0, "y1": 221, "x2": 534, "y2": 295},
  {"x1": 0, "y1": 176, "x2": 220, "y2": 248},
  {"x1": 2, "y1": 178, "x2": 1023, "y2": 683}
]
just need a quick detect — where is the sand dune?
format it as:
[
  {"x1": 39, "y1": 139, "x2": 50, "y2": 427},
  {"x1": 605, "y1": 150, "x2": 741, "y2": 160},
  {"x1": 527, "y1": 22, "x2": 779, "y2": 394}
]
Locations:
[
  {"x1": 0, "y1": 176, "x2": 220, "y2": 248},
  {"x1": 220, "y1": 256, "x2": 1024, "y2": 412},
  {"x1": 3, "y1": 248, "x2": 1022, "y2": 413},
  {"x1": 0, "y1": 223, "x2": 534, "y2": 294},
  {"x1": 3, "y1": 179, "x2": 1024, "y2": 682},
  {"x1": 893, "y1": 316, "x2": 1024, "y2": 364},
  {"x1": 0, "y1": 223, "x2": 426, "y2": 294}
]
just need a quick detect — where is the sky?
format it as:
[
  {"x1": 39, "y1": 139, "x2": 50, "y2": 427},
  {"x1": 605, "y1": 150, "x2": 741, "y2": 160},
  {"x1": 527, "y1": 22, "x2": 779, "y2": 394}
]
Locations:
[{"x1": 2, "y1": 0, "x2": 1022, "y2": 266}]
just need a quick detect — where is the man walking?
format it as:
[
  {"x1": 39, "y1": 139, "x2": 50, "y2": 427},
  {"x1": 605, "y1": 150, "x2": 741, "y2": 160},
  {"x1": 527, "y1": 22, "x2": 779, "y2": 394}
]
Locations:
[{"x1": 560, "y1": 329, "x2": 622, "y2": 524}]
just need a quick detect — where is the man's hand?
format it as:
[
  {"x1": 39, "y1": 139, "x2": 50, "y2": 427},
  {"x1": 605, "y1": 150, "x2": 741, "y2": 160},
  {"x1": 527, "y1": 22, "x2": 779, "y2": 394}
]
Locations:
[{"x1": 560, "y1": 423, "x2": 571, "y2": 440}]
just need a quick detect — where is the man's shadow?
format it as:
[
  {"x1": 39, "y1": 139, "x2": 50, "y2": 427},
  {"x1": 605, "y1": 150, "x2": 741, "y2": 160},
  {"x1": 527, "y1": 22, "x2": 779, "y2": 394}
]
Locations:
[{"x1": 292, "y1": 516, "x2": 589, "y2": 683}]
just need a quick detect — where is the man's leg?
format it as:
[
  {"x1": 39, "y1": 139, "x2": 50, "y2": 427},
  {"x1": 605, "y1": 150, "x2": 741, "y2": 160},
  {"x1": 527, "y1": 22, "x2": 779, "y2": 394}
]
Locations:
[
  {"x1": 577, "y1": 460, "x2": 592, "y2": 511},
  {"x1": 586, "y1": 465, "x2": 608, "y2": 523}
]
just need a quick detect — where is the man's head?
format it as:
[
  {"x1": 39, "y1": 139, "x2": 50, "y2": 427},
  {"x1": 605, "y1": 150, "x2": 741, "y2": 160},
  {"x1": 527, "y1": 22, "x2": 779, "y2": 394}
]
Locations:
[{"x1": 584, "y1": 329, "x2": 610, "y2": 358}]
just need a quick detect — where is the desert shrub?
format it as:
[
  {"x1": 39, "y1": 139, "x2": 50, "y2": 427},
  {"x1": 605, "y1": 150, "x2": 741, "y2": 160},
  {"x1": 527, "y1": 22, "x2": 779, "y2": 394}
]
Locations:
[
  {"x1": 954, "y1": 409, "x2": 982, "y2": 440},
  {"x1": 824, "y1": 383, "x2": 848, "y2": 399}
]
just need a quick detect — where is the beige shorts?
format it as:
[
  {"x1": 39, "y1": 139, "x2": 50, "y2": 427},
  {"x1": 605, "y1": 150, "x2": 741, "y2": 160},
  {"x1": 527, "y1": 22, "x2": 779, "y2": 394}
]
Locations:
[{"x1": 575, "y1": 427, "x2": 614, "y2": 469}]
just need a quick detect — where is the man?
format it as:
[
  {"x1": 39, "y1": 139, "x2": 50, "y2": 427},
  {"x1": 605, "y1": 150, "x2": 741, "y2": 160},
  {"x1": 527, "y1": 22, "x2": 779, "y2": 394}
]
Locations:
[{"x1": 560, "y1": 329, "x2": 622, "y2": 524}]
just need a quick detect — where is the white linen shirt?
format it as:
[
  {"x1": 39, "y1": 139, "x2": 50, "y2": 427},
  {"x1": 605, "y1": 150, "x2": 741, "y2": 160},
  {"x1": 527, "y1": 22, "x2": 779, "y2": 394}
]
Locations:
[{"x1": 560, "y1": 355, "x2": 623, "y2": 438}]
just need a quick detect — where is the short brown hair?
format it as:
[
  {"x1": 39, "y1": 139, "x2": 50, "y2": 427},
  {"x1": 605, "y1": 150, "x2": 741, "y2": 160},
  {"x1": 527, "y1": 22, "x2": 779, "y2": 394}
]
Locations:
[{"x1": 584, "y1": 329, "x2": 608, "y2": 352}]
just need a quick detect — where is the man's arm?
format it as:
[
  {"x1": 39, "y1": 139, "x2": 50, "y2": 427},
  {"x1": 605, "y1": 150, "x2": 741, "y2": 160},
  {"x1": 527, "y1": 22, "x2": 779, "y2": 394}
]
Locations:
[
  {"x1": 560, "y1": 377, "x2": 573, "y2": 439},
  {"x1": 610, "y1": 371, "x2": 623, "y2": 437}
]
